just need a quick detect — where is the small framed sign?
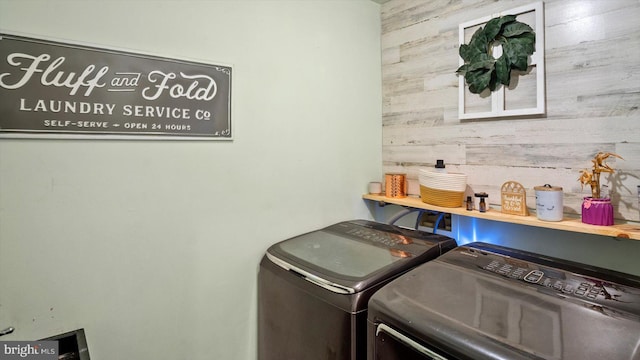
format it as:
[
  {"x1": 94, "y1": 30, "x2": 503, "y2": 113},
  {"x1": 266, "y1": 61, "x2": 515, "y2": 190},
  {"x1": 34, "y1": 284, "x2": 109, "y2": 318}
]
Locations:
[
  {"x1": 501, "y1": 181, "x2": 528, "y2": 216},
  {"x1": 0, "y1": 32, "x2": 232, "y2": 140}
]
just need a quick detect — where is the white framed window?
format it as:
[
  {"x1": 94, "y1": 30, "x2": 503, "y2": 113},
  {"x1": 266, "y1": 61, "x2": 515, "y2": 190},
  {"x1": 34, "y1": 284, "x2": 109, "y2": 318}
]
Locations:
[{"x1": 458, "y1": 2, "x2": 545, "y2": 120}]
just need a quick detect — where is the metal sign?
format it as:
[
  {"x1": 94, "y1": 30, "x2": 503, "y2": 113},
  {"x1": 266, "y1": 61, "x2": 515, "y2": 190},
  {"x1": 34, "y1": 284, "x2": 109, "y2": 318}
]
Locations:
[{"x1": 0, "y1": 33, "x2": 232, "y2": 140}]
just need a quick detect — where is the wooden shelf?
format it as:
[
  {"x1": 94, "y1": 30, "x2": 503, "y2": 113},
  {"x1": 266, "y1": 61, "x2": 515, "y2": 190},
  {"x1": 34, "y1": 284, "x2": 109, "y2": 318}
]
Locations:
[{"x1": 363, "y1": 194, "x2": 640, "y2": 241}]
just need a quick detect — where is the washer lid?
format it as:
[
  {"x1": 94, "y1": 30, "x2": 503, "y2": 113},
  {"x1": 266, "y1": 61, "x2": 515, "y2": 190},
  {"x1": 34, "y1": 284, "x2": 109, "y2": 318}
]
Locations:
[{"x1": 267, "y1": 220, "x2": 455, "y2": 293}]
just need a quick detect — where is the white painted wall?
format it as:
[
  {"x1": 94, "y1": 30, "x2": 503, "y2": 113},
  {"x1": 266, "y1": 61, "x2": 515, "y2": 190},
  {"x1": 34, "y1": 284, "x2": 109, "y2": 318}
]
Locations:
[{"x1": 0, "y1": 0, "x2": 382, "y2": 358}]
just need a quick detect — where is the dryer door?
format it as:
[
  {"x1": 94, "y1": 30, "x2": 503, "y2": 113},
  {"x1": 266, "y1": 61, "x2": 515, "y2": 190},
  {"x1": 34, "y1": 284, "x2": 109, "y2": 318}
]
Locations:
[{"x1": 373, "y1": 323, "x2": 453, "y2": 360}]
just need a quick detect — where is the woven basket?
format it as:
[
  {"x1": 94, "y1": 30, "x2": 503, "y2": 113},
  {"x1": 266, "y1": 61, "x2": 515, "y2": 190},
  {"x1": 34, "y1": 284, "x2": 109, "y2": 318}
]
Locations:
[{"x1": 420, "y1": 185, "x2": 465, "y2": 208}]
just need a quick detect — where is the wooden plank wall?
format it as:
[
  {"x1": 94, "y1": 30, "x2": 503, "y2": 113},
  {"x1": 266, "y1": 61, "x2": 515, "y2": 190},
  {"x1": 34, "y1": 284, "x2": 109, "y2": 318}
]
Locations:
[{"x1": 381, "y1": 0, "x2": 640, "y2": 222}]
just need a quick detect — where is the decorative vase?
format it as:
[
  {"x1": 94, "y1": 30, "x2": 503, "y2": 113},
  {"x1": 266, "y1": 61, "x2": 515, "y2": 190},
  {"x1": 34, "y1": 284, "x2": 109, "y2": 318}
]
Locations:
[{"x1": 581, "y1": 197, "x2": 614, "y2": 226}]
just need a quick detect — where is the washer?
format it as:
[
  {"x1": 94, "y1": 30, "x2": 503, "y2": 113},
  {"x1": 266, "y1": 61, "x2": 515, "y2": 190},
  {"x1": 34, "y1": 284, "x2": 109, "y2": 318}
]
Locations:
[
  {"x1": 368, "y1": 242, "x2": 640, "y2": 360},
  {"x1": 258, "y1": 220, "x2": 456, "y2": 360}
]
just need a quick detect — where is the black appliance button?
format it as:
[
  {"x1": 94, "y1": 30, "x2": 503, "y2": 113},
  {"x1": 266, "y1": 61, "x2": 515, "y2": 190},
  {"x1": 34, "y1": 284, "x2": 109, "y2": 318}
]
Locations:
[
  {"x1": 498, "y1": 264, "x2": 513, "y2": 275},
  {"x1": 589, "y1": 289, "x2": 602, "y2": 297},
  {"x1": 579, "y1": 283, "x2": 591, "y2": 290},
  {"x1": 553, "y1": 282, "x2": 563, "y2": 291},
  {"x1": 524, "y1": 270, "x2": 544, "y2": 283},
  {"x1": 510, "y1": 268, "x2": 527, "y2": 279},
  {"x1": 487, "y1": 260, "x2": 500, "y2": 268}
]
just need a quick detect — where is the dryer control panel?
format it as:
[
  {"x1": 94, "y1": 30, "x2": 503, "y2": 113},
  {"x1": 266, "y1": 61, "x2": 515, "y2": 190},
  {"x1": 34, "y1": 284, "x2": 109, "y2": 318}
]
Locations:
[
  {"x1": 449, "y1": 243, "x2": 640, "y2": 317},
  {"x1": 483, "y1": 258, "x2": 607, "y2": 301}
]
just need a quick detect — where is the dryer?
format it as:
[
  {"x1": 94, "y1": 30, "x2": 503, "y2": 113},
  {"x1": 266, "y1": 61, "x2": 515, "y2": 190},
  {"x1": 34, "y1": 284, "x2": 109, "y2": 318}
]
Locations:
[{"x1": 368, "y1": 242, "x2": 640, "y2": 360}]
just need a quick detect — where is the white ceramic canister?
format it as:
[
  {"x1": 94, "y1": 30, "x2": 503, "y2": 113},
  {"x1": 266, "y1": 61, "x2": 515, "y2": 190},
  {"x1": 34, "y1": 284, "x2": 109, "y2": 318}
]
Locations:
[{"x1": 534, "y1": 184, "x2": 564, "y2": 221}]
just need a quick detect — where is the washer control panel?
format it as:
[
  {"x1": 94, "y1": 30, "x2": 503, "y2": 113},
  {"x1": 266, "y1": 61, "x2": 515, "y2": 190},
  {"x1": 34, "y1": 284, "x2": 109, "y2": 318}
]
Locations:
[
  {"x1": 345, "y1": 227, "x2": 408, "y2": 247},
  {"x1": 328, "y1": 220, "x2": 455, "y2": 257}
]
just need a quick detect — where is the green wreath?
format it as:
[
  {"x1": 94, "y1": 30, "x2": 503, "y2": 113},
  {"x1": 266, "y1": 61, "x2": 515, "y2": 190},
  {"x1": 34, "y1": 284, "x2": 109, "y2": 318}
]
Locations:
[{"x1": 456, "y1": 15, "x2": 536, "y2": 94}]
